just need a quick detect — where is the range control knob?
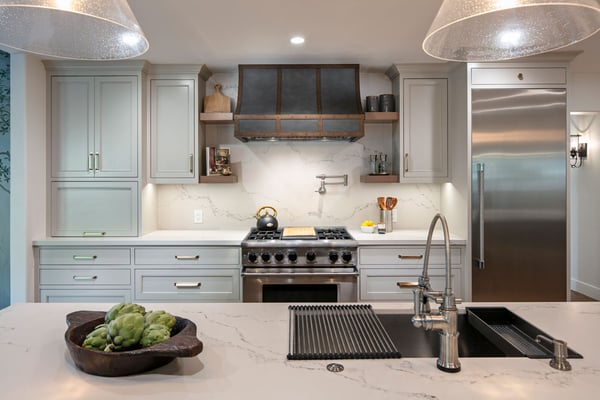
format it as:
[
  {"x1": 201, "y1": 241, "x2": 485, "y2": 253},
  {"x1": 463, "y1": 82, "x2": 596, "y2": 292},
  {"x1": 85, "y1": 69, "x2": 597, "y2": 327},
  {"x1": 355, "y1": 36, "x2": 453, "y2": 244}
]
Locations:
[
  {"x1": 261, "y1": 252, "x2": 271, "y2": 262},
  {"x1": 248, "y1": 252, "x2": 258, "y2": 263},
  {"x1": 306, "y1": 251, "x2": 317, "y2": 262},
  {"x1": 329, "y1": 251, "x2": 339, "y2": 263},
  {"x1": 288, "y1": 251, "x2": 298, "y2": 262},
  {"x1": 274, "y1": 252, "x2": 285, "y2": 262},
  {"x1": 341, "y1": 251, "x2": 353, "y2": 263}
]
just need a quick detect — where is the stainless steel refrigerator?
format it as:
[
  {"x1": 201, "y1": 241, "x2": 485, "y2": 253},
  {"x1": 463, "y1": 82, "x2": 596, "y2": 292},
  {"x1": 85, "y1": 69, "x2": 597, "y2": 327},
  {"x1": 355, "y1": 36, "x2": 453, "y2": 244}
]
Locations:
[{"x1": 471, "y1": 88, "x2": 567, "y2": 301}]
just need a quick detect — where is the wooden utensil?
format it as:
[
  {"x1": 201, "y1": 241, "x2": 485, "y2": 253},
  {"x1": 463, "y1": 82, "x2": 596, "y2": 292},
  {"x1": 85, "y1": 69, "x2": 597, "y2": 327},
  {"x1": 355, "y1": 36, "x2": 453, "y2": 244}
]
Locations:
[
  {"x1": 377, "y1": 197, "x2": 386, "y2": 210},
  {"x1": 385, "y1": 197, "x2": 393, "y2": 210},
  {"x1": 204, "y1": 84, "x2": 231, "y2": 113},
  {"x1": 389, "y1": 197, "x2": 398, "y2": 210}
]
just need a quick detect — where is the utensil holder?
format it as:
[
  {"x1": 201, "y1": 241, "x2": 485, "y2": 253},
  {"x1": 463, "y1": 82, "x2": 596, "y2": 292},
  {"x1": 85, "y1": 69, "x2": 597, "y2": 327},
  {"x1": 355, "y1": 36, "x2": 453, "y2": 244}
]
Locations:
[{"x1": 379, "y1": 210, "x2": 393, "y2": 233}]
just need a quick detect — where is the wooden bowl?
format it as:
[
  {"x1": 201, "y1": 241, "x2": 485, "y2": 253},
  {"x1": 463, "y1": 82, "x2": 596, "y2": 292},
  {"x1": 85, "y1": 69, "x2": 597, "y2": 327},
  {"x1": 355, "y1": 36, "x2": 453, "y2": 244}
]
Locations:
[{"x1": 65, "y1": 310, "x2": 203, "y2": 377}]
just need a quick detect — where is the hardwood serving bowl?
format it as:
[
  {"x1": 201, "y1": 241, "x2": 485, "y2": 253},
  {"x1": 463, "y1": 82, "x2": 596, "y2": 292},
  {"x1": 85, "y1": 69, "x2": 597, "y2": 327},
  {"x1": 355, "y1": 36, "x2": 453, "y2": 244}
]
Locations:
[{"x1": 65, "y1": 310, "x2": 203, "y2": 377}]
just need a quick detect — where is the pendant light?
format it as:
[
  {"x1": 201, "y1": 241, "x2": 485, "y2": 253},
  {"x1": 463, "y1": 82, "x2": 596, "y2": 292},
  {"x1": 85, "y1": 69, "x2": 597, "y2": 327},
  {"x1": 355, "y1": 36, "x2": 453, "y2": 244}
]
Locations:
[
  {"x1": 0, "y1": 0, "x2": 148, "y2": 60},
  {"x1": 423, "y1": 0, "x2": 600, "y2": 62}
]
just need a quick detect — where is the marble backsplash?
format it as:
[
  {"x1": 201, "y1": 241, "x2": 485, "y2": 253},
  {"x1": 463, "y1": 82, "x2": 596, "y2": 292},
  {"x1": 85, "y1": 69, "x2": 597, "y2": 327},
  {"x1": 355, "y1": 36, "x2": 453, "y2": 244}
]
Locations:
[{"x1": 152, "y1": 71, "x2": 442, "y2": 232}]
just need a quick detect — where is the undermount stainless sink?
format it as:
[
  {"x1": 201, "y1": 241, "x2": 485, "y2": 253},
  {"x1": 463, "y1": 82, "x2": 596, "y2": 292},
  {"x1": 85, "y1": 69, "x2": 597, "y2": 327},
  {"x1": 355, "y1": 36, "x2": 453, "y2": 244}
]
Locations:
[{"x1": 376, "y1": 307, "x2": 583, "y2": 359}]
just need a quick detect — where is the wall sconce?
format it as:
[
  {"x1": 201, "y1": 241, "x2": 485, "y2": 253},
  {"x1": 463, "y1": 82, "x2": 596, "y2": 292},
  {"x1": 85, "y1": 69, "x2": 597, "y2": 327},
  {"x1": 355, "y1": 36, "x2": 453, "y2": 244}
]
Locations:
[
  {"x1": 569, "y1": 112, "x2": 596, "y2": 168},
  {"x1": 570, "y1": 135, "x2": 587, "y2": 168}
]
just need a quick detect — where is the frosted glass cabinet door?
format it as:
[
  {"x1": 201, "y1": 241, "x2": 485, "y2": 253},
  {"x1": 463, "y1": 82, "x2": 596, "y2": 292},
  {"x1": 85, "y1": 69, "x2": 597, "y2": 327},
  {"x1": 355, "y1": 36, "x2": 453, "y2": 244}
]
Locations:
[
  {"x1": 94, "y1": 76, "x2": 138, "y2": 178},
  {"x1": 149, "y1": 79, "x2": 197, "y2": 182},
  {"x1": 402, "y1": 78, "x2": 448, "y2": 182},
  {"x1": 50, "y1": 76, "x2": 94, "y2": 178},
  {"x1": 51, "y1": 181, "x2": 138, "y2": 237}
]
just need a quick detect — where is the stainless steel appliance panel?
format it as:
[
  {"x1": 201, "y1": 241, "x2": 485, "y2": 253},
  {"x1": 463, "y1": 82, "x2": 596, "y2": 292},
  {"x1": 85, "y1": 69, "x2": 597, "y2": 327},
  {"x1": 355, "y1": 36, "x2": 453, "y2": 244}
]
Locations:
[{"x1": 471, "y1": 88, "x2": 567, "y2": 301}]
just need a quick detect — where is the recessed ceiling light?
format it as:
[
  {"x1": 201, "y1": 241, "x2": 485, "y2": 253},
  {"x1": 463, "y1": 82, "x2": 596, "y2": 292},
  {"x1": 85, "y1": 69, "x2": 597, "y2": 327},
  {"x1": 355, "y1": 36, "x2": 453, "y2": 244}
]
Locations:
[{"x1": 290, "y1": 36, "x2": 305, "y2": 45}]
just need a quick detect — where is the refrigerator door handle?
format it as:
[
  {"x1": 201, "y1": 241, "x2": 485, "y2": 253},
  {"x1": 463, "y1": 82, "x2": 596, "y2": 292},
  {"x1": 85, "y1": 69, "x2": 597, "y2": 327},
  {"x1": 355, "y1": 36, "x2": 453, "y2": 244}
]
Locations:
[{"x1": 474, "y1": 163, "x2": 485, "y2": 269}]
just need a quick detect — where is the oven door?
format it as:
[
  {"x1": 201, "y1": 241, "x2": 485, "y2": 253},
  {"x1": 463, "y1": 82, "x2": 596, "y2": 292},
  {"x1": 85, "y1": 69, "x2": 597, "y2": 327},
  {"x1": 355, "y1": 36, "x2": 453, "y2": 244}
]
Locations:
[{"x1": 242, "y1": 269, "x2": 358, "y2": 302}]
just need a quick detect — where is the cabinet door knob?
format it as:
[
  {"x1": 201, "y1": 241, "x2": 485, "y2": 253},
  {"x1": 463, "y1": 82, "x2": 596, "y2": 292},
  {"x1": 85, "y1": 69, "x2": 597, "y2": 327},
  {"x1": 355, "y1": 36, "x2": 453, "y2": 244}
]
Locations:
[{"x1": 517, "y1": 72, "x2": 524, "y2": 81}]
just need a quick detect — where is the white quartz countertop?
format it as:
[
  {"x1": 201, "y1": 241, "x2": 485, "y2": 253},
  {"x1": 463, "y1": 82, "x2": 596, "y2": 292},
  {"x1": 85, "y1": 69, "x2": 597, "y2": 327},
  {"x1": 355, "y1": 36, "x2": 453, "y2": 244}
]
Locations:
[
  {"x1": 32, "y1": 229, "x2": 466, "y2": 246},
  {"x1": 1, "y1": 302, "x2": 598, "y2": 399}
]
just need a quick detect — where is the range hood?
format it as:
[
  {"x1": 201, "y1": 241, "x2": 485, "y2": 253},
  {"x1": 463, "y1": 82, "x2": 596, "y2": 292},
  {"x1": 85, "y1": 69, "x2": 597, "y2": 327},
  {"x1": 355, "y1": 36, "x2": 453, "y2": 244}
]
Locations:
[{"x1": 234, "y1": 64, "x2": 364, "y2": 142}]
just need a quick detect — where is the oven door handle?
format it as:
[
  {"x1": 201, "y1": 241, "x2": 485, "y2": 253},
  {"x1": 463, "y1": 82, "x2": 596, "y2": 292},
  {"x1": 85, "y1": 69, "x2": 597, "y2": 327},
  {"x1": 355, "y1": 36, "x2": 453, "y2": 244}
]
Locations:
[{"x1": 241, "y1": 271, "x2": 359, "y2": 277}]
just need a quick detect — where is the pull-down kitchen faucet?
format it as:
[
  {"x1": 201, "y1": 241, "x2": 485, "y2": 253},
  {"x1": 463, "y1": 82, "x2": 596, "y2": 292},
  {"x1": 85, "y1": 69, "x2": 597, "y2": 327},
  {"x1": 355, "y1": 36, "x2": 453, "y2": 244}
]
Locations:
[{"x1": 399, "y1": 213, "x2": 461, "y2": 372}]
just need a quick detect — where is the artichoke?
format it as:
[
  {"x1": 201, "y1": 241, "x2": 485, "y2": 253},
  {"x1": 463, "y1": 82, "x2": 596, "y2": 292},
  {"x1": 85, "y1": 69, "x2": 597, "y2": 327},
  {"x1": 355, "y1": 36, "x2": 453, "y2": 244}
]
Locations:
[
  {"x1": 144, "y1": 310, "x2": 176, "y2": 330},
  {"x1": 105, "y1": 303, "x2": 146, "y2": 324},
  {"x1": 140, "y1": 323, "x2": 172, "y2": 348},
  {"x1": 106, "y1": 312, "x2": 145, "y2": 351},
  {"x1": 82, "y1": 323, "x2": 109, "y2": 351}
]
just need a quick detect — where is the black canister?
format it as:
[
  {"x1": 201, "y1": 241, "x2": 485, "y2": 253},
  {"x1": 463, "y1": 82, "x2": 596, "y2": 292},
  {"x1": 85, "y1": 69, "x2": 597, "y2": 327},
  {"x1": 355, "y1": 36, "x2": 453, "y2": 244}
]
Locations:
[
  {"x1": 366, "y1": 96, "x2": 379, "y2": 112},
  {"x1": 379, "y1": 94, "x2": 395, "y2": 112}
]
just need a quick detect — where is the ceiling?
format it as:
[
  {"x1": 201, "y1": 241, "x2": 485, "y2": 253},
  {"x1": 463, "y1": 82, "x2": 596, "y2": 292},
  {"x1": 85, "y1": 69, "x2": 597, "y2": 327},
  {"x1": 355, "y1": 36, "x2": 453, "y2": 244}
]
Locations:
[{"x1": 128, "y1": 0, "x2": 600, "y2": 73}]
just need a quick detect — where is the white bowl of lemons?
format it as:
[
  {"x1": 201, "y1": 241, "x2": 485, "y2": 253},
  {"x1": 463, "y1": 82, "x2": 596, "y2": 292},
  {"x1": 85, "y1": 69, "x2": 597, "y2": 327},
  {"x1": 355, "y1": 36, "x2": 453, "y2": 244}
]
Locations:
[{"x1": 360, "y1": 220, "x2": 376, "y2": 233}]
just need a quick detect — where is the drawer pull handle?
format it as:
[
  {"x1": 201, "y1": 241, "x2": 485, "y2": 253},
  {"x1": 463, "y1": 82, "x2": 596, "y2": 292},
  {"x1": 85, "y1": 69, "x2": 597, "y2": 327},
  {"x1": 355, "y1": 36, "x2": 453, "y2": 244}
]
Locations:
[
  {"x1": 397, "y1": 281, "x2": 418, "y2": 288},
  {"x1": 73, "y1": 275, "x2": 98, "y2": 281},
  {"x1": 174, "y1": 282, "x2": 201, "y2": 288},
  {"x1": 73, "y1": 255, "x2": 98, "y2": 260},
  {"x1": 174, "y1": 255, "x2": 200, "y2": 260},
  {"x1": 517, "y1": 72, "x2": 524, "y2": 81},
  {"x1": 82, "y1": 231, "x2": 106, "y2": 237},
  {"x1": 398, "y1": 255, "x2": 423, "y2": 260}
]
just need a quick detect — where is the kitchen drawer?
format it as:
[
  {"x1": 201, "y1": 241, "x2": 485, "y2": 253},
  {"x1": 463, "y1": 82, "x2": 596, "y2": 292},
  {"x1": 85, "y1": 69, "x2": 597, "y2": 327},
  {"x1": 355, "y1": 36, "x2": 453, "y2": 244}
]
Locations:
[
  {"x1": 359, "y1": 246, "x2": 461, "y2": 266},
  {"x1": 134, "y1": 247, "x2": 240, "y2": 266},
  {"x1": 39, "y1": 247, "x2": 131, "y2": 265},
  {"x1": 471, "y1": 68, "x2": 566, "y2": 85},
  {"x1": 134, "y1": 268, "x2": 240, "y2": 301},
  {"x1": 39, "y1": 268, "x2": 131, "y2": 286},
  {"x1": 360, "y1": 268, "x2": 463, "y2": 301},
  {"x1": 39, "y1": 289, "x2": 132, "y2": 303}
]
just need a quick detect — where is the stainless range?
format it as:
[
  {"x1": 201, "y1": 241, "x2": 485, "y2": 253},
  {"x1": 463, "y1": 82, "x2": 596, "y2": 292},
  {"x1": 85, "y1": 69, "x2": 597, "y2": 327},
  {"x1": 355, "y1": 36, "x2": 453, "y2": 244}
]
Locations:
[{"x1": 241, "y1": 226, "x2": 358, "y2": 302}]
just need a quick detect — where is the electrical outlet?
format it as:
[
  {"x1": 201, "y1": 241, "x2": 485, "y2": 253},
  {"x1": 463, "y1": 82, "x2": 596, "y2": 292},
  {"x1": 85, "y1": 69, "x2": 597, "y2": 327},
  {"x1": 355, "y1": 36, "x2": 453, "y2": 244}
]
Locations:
[
  {"x1": 193, "y1": 209, "x2": 203, "y2": 224},
  {"x1": 392, "y1": 209, "x2": 398, "y2": 223}
]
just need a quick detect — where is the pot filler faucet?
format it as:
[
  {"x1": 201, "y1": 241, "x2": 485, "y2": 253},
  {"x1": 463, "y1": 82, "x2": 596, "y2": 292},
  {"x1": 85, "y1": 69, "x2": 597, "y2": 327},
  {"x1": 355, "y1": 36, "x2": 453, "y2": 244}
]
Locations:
[
  {"x1": 399, "y1": 213, "x2": 462, "y2": 373},
  {"x1": 315, "y1": 174, "x2": 348, "y2": 195}
]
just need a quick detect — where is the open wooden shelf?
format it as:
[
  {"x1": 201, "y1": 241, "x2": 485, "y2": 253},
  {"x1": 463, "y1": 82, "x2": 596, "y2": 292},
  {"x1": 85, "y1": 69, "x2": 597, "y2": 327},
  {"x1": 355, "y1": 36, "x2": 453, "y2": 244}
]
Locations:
[
  {"x1": 199, "y1": 175, "x2": 238, "y2": 184},
  {"x1": 364, "y1": 112, "x2": 399, "y2": 123},
  {"x1": 360, "y1": 174, "x2": 399, "y2": 183},
  {"x1": 200, "y1": 112, "x2": 233, "y2": 123}
]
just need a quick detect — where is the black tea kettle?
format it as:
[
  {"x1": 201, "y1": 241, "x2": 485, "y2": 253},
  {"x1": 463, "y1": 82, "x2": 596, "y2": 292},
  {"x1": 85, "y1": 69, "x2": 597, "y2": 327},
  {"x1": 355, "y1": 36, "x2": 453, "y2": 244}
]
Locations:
[{"x1": 255, "y1": 206, "x2": 278, "y2": 231}]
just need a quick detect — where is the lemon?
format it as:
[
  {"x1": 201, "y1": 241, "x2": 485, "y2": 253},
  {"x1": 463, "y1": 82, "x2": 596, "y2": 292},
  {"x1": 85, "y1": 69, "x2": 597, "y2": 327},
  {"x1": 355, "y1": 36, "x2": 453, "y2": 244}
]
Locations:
[{"x1": 361, "y1": 220, "x2": 375, "y2": 227}]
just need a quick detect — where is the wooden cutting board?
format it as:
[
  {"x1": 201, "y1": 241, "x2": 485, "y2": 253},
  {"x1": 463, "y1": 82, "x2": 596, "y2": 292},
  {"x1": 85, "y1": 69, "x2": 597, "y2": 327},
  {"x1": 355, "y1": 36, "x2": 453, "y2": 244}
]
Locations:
[
  {"x1": 282, "y1": 227, "x2": 316, "y2": 238},
  {"x1": 204, "y1": 84, "x2": 231, "y2": 113}
]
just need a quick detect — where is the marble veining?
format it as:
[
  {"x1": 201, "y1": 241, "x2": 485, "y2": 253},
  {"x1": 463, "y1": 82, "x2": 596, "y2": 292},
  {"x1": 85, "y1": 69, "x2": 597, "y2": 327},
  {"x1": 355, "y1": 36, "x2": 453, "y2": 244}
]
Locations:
[
  {"x1": 1, "y1": 302, "x2": 599, "y2": 399},
  {"x1": 153, "y1": 72, "x2": 443, "y2": 232}
]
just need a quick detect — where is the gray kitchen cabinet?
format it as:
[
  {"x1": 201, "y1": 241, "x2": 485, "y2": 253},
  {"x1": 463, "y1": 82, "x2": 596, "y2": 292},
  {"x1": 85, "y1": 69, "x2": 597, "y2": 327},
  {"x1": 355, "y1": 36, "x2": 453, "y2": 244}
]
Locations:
[
  {"x1": 44, "y1": 61, "x2": 146, "y2": 237},
  {"x1": 134, "y1": 268, "x2": 241, "y2": 302},
  {"x1": 147, "y1": 65, "x2": 209, "y2": 183},
  {"x1": 50, "y1": 75, "x2": 139, "y2": 179},
  {"x1": 387, "y1": 65, "x2": 449, "y2": 183},
  {"x1": 37, "y1": 246, "x2": 133, "y2": 303},
  {"x1": 133, "y1": 246, "x2": 242, "y2": 302},
  {"x1": 358, "y1": 245, "x2": 464, "y2": 301},
  {"x1": 50, "y1": 181, "x2": 138, "y2": 237}
]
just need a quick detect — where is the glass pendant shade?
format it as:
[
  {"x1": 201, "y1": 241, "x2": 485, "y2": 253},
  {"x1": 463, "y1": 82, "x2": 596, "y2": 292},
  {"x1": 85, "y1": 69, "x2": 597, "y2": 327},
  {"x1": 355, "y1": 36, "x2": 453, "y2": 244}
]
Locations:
[
  {"x1": 423, "y1": 0, "x2": 600, "y2": 62},
  {"x1": 0, "y1": 0, "x2": 148, "y2": 60}
]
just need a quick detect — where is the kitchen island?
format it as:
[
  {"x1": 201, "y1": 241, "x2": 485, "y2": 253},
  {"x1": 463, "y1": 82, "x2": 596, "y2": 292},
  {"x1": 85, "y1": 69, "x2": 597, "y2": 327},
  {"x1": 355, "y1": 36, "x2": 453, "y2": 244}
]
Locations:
[{"x1": 1, "y1": 302, "x2": 599, "y2": 399}]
